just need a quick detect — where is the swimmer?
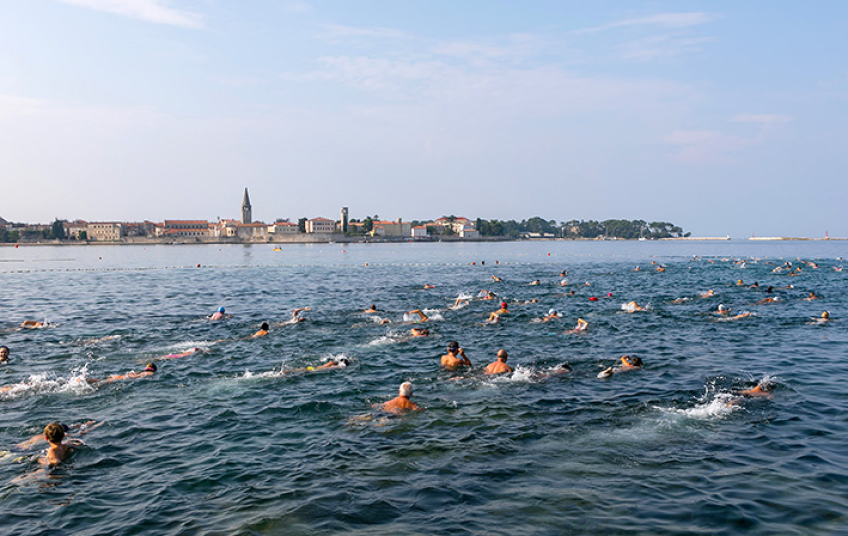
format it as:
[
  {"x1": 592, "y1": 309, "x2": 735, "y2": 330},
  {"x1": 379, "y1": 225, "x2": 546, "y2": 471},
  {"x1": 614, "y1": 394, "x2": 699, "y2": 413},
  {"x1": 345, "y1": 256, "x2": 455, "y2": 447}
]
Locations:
[
  {"x1": 491, "y1": 275, "x2": 502, "y2": 282},
  {"x1": 728, "y1": 380, "x2": 775, "y2": 406},
  {"x1": 756, "y1": 297, "x2": 779, "y2": 305},
  {"x1": 376, "y1": 382, "x2": 421, "y2": 414},
  {"x1": 441, "y1": 341, "x2": 472, "y2": 368},
  {"x1": 804, "y1": 292, "x2": 819, "y2": 301},
  {"x1": 716, "y1": 304, "x2": 731, "y2": 315},
  {"x1": 597, "y1": 355, "x2": 643, "y2": 378},
  {"x1": 39, "y1": 422, "x2": 84, "y2": 467},
  {"x1": 701, "y1": 290, "x2": 716, "y2": 298},
  {"x1": 252, "y1": 322, "x2": 270, "y2": 338},
  {"x1": 736, "y1": 279, "x2": 744, "y2": 286},
  {"x1": 209, "y1": 307, "x2": 228, "y2": 321},
  {"x1": 12, "y1": 421, "x2": 102, "y2": 452},
  {"x1": 480, "y1": 291, "x2": 496, "y2": 300},
  {"x1": 560, "y1": 270, "x2": 567, "y2": 277},
  {"x1": 560, "y1": 279, "x2": 568, "y2": 287},
  {"x1": 541, "y1": 309, "x2": 560, "y2": 322},
  {"x1": 423, "y1": 284, "x2": 435, "y2": 289},
  {"x1": 494, "y1": 302, "x2": 510, "y2": 315},
  {"x1": 749, "y1": 282, "x2": 759, "y2": 288},
  {"x1": 0, "y1": 346, "x2": 9, "y2": 363},
  {"x1": 364, "y1": 304, "x2": 378, "y2": 314},
  {"x1": 814, "y1": 311, "x2": 831, "y2": 324},
  {"x1": 407, "y1": 309, "x2": 429, "y2": 322},
  {"x1": 160, "y1": 347, "x2": 201, "y2": 360},
  {"x1": 410, "y1": 328, "x2": 430, "y2": 337},
  {"x1": 87, "y1": 363, "x2": 157, "y2": 384},
  {"x1": 622, "y1": 301, "x2": 644, "y2": 312},
  {"x1": 564, "y1": 318, "x2": 589, "y2": 334},
  {"x1": 291, "y1": 307, "x2": 311, "y2": 323},
  {"x1": 20, "y1": 320, "x2": 46, "y2": 329},
  {"x1": 656, "y1": 266, "x2": 665, "y2": 273},
  {"x1": 484, "y1": 349, "x2": 513, "y2": 375},
  {"x1": 449, "y1": 297, "x2": 470, "y2": 310},
  {"x1": 633, "y1": 266, "x2": 640, "y2": 271},
  {"x1": 530, "y1": 280, "x2": 541, "y2": 286},
  {"x1": 313, "y1": 356, "x2": 351, "y2": 370}
]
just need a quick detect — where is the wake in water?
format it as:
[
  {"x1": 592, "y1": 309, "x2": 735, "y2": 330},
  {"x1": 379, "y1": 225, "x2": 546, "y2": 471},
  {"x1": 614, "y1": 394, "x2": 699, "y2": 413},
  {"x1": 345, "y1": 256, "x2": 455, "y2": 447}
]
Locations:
[
  {"x1": 654, "y1": 375, "x2": 778, "y2": 420},
  {"x1": 0, "y1": 366, "x2": 96, "y2": 400}
]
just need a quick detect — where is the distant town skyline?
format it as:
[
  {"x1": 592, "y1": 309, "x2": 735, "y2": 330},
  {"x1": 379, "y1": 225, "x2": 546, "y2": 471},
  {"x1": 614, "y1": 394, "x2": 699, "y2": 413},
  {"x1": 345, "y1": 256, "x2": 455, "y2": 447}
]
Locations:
[{"x1": 1, "y1": 1, "x2": 846, "y2": 238}]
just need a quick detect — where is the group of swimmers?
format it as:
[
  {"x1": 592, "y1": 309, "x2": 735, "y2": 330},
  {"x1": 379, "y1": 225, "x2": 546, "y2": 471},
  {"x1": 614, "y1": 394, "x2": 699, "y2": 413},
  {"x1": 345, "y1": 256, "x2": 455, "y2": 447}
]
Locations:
[{"x1": 2, "y1": 256, "x2": 835, "y2": 469}]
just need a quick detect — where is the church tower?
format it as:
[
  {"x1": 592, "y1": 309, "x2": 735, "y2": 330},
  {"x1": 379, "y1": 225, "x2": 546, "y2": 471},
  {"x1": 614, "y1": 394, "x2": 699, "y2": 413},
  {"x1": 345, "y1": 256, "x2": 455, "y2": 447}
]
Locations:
[{"x1": 241, "y1": 188, "x2": 252, "y2": 224}]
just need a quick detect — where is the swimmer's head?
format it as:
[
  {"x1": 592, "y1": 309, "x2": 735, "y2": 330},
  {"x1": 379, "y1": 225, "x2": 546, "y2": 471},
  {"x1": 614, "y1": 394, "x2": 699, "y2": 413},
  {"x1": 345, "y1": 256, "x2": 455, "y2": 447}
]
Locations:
[
  {"x1": 501, "y1": 302, "x2": 508, "y2": 309},
  {"x1": 145, "y1": 363, "x2": 157, "y2": 373},
  {"x1": 822, "y1": 311, "x2": 830, "y2": 318},
  {"x1": 497, "y1": 349, "x2": 508, "y2": 361},
  {"x1": 548, "y1": 309, "x2": 558, "y2": 316},
  {"x1": 622, "y1": 355, "x2": 642, "y2": 367},
  {"x1": 260, "y1": 322, "x2": 270, "y2": 331},
  {"x1": 718, "y1": 304, "x2": 729, "y2": 312},
  {"x1": 218, "y1": 307, "x2": 225, "y2": 313},
  {"x1": 44, "y1": 422, "x2": 66, "y2": 444},
  {"x1": 337, "y1": 357, "x2": 351, "y2": 367},
  {"x1": 447, "y1": 341, "x2": 459, "y2": 353},
  {"x1": 0, "y1": 346, "x2": 9, "y2": 361},
  {"x1": 419, "y1": 329, "x2": 429, "y2": 336},
  {"x1": 399, "y1": 381, "x2": 413, "y2": 397}
]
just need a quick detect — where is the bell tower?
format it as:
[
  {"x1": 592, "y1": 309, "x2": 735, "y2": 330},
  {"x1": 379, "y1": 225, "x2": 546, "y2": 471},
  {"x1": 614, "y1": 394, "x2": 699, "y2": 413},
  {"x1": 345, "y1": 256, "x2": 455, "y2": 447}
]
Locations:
[{"x1": 241, "y1": 188, "x2": 252, "y2": 224}]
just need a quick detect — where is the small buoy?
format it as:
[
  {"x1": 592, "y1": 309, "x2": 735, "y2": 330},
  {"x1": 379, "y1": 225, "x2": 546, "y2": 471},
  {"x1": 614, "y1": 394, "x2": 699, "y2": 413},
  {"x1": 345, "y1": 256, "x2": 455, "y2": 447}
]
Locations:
[
  {"x1": 15, "y1": 244, "x2": 18, "y2": 248},
  {"x1": 590, "y1": 297, "x2": 598, "y2": 301},
  {"x1": 472, "y1": 261, "x2": 476, "y2": 265},
  {"x1": 548, "y1": 253, "x2": 551, "y2": 256},
  {"x1": 98, "y1": 257, "x2": 102, "y2": 260}
]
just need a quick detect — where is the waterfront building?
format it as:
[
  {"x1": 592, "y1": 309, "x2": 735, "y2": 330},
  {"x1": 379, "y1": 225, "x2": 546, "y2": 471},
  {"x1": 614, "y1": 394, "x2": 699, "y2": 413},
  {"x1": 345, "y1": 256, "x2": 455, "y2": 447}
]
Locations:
[
  {"x1": 268, "y1": 222, "x2": 299, "y2": 235},
  {"x1": 85, "y1": 222, "x2": 124, "y2": 241},
  {"x1": 411, "y1": 225, "x2": 429, "y2": 239},
  {"x1": 371, "y1": 219, "x2": 411, "y2": 238},
  {"x1": 305, "y1": 218, "x2": 336, "y2": 234},
  {"x1": 157, "y1": 220, "x2": 210, "y2": 238}
]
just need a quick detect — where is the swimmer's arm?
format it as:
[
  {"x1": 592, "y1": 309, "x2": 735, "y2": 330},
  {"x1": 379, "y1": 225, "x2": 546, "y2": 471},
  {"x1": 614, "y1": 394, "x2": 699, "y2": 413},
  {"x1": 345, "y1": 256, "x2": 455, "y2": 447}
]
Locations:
[
  {"x1": 458, "y1": 349, "x2": 471, "y2": 366},
  {"x1": 408, "y1": 309, "x2": 428, "y2": 321}
]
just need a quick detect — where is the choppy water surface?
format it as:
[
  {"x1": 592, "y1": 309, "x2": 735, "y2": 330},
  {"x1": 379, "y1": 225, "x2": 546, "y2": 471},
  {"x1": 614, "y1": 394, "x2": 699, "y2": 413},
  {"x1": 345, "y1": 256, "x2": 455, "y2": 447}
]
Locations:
[{"x1": 1, "y1": 241, "x2": 846, "y2": 535}]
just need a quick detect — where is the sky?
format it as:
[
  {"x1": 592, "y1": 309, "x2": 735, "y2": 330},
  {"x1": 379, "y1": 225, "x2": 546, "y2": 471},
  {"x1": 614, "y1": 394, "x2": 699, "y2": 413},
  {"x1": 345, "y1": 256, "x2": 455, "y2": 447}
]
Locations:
[{"x1": 0, "y1": 1, "x2": 846, "y2": 238}]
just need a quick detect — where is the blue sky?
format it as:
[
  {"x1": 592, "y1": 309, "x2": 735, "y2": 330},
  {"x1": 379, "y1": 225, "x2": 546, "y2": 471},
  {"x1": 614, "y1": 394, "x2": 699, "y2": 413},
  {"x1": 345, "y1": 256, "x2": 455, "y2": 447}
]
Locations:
[{"x1": 1, "y1": 1, "x2": 846, "y2": 237}]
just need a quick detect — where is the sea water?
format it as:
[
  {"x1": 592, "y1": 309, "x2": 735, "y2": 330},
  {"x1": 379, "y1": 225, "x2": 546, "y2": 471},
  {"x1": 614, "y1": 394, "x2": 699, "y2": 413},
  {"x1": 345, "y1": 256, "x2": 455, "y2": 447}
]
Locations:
[{"x1": 0, "y1": 240, "x2": 846, "y2": 535}]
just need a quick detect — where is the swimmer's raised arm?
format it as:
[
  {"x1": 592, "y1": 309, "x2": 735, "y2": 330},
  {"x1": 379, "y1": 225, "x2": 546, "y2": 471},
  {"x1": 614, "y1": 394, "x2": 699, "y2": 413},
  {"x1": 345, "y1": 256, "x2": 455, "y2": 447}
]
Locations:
[{"x1": 408, "y1": 309, "x2": 428, "y2": 322}]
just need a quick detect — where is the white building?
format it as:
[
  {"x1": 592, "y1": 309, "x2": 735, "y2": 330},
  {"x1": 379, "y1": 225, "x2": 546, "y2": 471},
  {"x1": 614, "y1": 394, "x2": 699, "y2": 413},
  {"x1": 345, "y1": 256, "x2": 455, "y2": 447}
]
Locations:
[{"x1": 305, "y1": 218, "x2": 336, "y2": 233}]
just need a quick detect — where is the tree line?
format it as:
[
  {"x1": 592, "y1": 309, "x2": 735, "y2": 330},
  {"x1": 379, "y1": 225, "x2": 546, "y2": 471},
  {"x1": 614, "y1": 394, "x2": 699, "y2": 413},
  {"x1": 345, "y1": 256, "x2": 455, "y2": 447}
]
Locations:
[{"x1": 474, "y1": 217, "x2": 688, "y2": 239}]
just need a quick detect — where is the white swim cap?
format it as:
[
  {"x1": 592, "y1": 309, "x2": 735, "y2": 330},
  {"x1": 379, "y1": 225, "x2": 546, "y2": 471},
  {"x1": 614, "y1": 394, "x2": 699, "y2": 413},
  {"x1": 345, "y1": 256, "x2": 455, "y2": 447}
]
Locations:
[{"x1": 548, "y1": 309, "x2": 557, "y2": 316}]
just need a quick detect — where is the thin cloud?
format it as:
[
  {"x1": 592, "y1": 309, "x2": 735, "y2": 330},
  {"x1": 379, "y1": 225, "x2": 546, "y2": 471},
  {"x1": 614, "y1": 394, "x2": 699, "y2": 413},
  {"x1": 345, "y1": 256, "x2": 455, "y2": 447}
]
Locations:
[
  {"x1": 664, "y1": 129, "x2": 757, "y2": 164},
  {"x1": 54, "y1": 0, "x2": 203, "y2": 28},
  {"x1": 731, "y1": 114, "x2": 793, "y2": 124},
  {"x1": 576, "y1": 12, "x2": 717, "y2": 34},
  {"x1": 620, "y1": 35, "x2": 714, "y2": 61},
  {"x1": 318, "y1": 24, "x2": 407, "y2": 40}
]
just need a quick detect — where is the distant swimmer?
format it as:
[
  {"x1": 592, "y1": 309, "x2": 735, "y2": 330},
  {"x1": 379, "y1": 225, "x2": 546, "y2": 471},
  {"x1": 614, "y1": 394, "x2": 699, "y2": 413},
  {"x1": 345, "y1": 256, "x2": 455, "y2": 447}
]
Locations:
[
  {"x1": 160, "y1": 347, "x2": 201, "y2": 360},
  {"x1": 480, "y1": 291, "x2": 496, "y2": 300},
  {"x1": 252, "y1": 323, "x2": 270, "y2": 338},
  {"x1": 410, "y1": 328, "x2": 430, "y2": 337},
  {"x1": 736, "y1": 279, "x2": 744, "y2": 286},
  {"x1": 291, "y1": 307, "x2": 311, "y2": 323},
  {"x1": 87, "y1": 363, "x2": 157, "y2": 384},
  {"x1": 633, "y1": 266, "x2": 640, "y2": 271},
  {"x1": 20, "y1": 320, "x2": 46, "y2": 329},
  {"x1": 491, "y1": 275, "x2": 502, "y2": 282},
  {"x1": 364, "y1": 304, "x2": 379, "y2": 314},
  {"x1": 530, "y1": 280, "x2": 541, "y2": 286},
  {"x1": 209, "y1": 307, "x2": 229, "y2": 321},
  {"x1": 749, "y1": 282, "x2": 759, "y2": 288},
  {"x1": 560, "y1": 279, "x2": 568, "y2": 287},
  {"x1": 716, "y1": 304, "x2": 732, "y2": 315},
  {"x1": 376, "y1": 382, "x2": 421, "y2": 414},
  {"x1": 486, "y1": 302, "x2": 509, "y2": 323},
  {"x1": 11, "y1": 421, "x2": 101, "y2": 453},
  {"x1": 449, "y1": 297, "x2": 470, "y2": 310},
  {"x1": 423, "y1": 284, "x2": 435, "y2": 289},
  {"x1": 560, "y1": 270, "x2": 568, "y2": 277},
  {"x1": 441, "y1": 341, "x2": 472, "y2": 368},
  {"x1": 656, "y1": 266, "x2": 665, "y2": 273},
  {"x1": 756, "y1": 297, "x2": 779, "y2": 305},
  {"x1": 813, "y1": 311, "x2": 831, "y2": 324},
  {"x1": 564, "y1": 318, "x2": 589, "y2": 334},
  {"x1": 597, "y1": 355, "x2": 643, "y2": 378},
  {"x1": 0, "y1": 346, "x2": 9, "y2": 364},
  {"x1": 622, "y1": 301, "x2": 644, "y2": 313},
  {"x1": 728, "y1": 380, "x2": 776, "y2": 406},
  {"x1": 484, "y1": 349, "x2": 513, "y2": 375},
  {"x1": 701, "y1": 290, "x2": 716, "y2": 298},
  {"x1": 309, "y1": 357, "x2": 351, "y2": 371},
  {"x1": 804, "y1": 292, "x2": 820, "y2": 301},
  {"x1": 408, "y1": 309, "x2": 429, "y2": 323},
  {"x1": 541, "y1": 309, "x2": 560, "y2": 323}
]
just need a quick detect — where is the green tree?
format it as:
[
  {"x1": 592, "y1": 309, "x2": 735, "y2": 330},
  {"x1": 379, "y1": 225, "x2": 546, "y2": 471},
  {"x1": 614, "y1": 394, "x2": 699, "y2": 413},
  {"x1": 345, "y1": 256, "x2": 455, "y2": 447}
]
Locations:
[
  {"x1": 297, "y1": 218, "x2": 307, "y2": 233},
  {"x1": 363, "y1": 217, "x2": 373, "y2": 232}
]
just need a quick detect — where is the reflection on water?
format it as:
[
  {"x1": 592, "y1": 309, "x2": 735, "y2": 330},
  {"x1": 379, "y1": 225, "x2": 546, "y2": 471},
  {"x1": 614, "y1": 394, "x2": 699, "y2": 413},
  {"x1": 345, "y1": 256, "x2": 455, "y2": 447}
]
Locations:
[{"x1": 1, "y1": 241, "x2": 847, "y2": 535}]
